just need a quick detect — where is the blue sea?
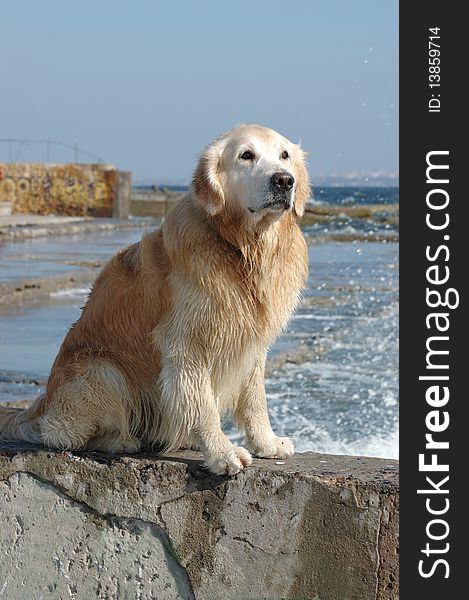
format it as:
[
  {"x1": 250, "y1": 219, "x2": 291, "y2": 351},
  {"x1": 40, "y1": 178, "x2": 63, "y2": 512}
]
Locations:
[
  {"x1": 311, "y1": 186, "x2": 399, "y2": 205},
  {"x1": 0, "y1": 187, "x2": 399, "y2": 459},
  {"x1": 134, "y1": 184, "x2": 399, "y2": 205}
]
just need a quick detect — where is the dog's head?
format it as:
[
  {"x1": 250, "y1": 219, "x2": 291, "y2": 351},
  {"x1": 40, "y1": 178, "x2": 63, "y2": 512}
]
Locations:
[{"x1": 192, "y1": 125, "x2": 310, "y2": 221}]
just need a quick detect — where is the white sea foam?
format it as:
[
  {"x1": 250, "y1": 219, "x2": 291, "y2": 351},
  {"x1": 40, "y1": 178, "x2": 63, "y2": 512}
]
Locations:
[
  {"x1": 293, "y1": 314, "x2": 364, "y2": 321},
  {"x1": 50, "y1": 287, "x2": 90, "y2": 298},
  {"x1": 291, "y1": 423, "x2": 399, "y2": 459},
  {"x1": 227, "y1": 420, "x2": 399, "y2": 459}
]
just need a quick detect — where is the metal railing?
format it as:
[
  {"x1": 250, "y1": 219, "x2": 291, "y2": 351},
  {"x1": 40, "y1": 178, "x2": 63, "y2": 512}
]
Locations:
[{"x1": 0, "y1": 138, "x2": 105, "y2": 164}]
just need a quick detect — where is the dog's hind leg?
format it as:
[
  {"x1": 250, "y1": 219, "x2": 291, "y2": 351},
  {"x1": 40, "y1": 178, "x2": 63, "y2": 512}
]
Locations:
[
  {"x1": 38, "y1": 361, "x2": 141, "y2": 454},
  {"x1": 86, "y1": 430, "x2": 141, "y2": 454}
]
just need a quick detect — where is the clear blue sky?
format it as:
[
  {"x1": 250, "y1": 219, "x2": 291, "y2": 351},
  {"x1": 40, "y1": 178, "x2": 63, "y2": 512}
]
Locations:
[{"x1": 1, "y1": 0, "x2": 398, "y2": 183}]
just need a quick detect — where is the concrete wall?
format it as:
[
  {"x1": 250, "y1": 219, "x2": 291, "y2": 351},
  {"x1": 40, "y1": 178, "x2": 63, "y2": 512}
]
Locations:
[
  {"x1": 0, "y1": 163, "x2": 131, "y2": 217},
  {"x1": 113, "y1": 171, "x2": 131, "y2": 219},
  {"x1": 0, "y1": 443, "x2": 398, "y2": 600}
]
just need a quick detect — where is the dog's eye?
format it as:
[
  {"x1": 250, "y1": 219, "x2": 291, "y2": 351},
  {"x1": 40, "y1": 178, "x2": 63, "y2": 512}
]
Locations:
[
  {"x1": 281, "y1": 150, "x2": 289, "y2": 160},
  {"x1": 240, "y1": 150, "x2": 255, "y2": 161}
]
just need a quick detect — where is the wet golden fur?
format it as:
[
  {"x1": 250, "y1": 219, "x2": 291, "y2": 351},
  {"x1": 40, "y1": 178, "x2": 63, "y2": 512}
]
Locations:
[{"x1": 0, "y1": 125, "x2": 309, "y2": 475}]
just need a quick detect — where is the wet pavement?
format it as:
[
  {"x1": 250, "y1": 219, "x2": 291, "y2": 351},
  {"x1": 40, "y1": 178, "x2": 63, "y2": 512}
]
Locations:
[{"x1": 0, "y1": 218, "x2": 160, "y2": 284}]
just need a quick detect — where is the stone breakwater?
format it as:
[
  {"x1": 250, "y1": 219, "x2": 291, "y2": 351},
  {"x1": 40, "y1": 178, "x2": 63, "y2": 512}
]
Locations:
[{"x1": 0, "y1": 444, "x2": 399, "y2": 600}]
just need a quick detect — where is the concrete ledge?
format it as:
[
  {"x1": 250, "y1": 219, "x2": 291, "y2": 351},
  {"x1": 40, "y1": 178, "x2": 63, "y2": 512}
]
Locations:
[{"x1": 0, "y1": 444, "x2": 399, "y2": 600}]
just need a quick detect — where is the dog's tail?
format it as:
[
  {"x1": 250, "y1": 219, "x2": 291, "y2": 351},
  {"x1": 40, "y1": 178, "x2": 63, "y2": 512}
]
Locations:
[{"x1": 0, "y1": 395, "x2": 44, "y2": 445}]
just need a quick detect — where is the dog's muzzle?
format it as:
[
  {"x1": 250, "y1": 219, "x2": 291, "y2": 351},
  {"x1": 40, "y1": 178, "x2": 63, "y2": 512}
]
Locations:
[
  {"x1": 248, "y1": 172, "x2": 296, "y2": 213},
  {"x1": 270, "y1": 171, "x2": 295, "y2": 193},
  {"x1": 270, "y1": 171, "x2": 295, "y2": 209}
]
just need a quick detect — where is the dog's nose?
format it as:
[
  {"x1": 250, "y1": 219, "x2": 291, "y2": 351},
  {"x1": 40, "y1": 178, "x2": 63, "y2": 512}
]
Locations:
[{"x1": 271, "y1": 172, "x2": 295, "y2": 192}]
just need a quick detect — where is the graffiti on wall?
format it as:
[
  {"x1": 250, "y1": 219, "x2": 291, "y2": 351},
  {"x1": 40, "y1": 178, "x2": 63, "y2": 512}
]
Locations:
[{"x1": 0, "y1": 163, "x2": 118, "y2": 216}]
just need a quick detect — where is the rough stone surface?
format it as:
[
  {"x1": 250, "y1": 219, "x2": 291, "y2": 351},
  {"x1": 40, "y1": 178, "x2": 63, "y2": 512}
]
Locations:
[
  {"x1": 113, "y1": 171, "x2": 131, "y2": 219},
  {"x1": 0, "y1": 443, "x2": 399, "y2": 600},
  {"x1": 1, "y1": 473, "x2": 192, "y2": 600},
  {"x1": 0, "y1": 163, "x2": 118, "y2": 217}
]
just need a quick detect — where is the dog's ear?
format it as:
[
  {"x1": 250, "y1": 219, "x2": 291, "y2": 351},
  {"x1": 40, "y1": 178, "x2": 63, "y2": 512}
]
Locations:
[
  {"x1": 292, "y1": 147, "x2": 310, "y2": 218},
  {"x1": 192, "y1": 145, "x2": 225, "y2": 216}
]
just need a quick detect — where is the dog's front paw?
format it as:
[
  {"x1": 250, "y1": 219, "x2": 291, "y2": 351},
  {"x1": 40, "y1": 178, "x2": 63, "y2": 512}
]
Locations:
[
  {"x1": 205, "y1": 446, "x2": 253, "y2": 476},
  {"x1": 250, "y1": 435, "x2": 294, "y2": 459}
]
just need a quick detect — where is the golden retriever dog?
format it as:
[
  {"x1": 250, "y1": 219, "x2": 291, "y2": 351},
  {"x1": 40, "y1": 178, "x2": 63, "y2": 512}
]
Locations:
[{"x1": 0, "y1": 125, "x2": 309, "y2": 475}]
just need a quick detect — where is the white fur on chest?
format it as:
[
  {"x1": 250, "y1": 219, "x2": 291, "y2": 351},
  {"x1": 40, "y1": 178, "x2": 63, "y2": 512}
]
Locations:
[
  {"x1": 153, "y1": 273, "x2": 266, "y2": 413},
  {"x1": 210, "y1": 344, "x2": 259, "y2": 415}
]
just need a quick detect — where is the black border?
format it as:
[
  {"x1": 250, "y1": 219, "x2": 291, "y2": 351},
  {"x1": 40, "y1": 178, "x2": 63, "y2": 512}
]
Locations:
[{"x1": 400, "y1": 2, "x2": 464, "y2": 595}]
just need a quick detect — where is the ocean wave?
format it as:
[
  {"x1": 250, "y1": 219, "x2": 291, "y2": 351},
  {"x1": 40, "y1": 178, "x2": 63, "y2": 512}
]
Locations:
[{"x1": 292, "y1": 423, "x2": 399, "y2": 459}]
